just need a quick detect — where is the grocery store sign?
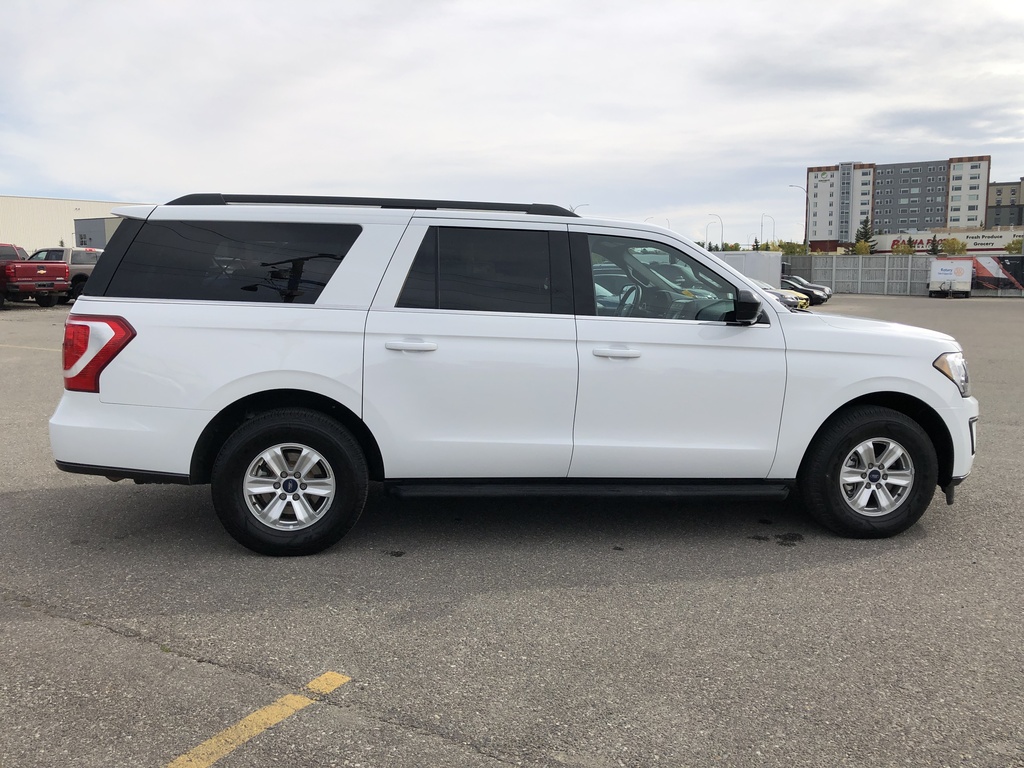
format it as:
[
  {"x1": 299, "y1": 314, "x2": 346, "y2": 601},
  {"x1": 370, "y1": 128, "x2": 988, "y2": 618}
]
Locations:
[{"x1": 876, "y1": 229, "x2": 1022, "y2": 253}]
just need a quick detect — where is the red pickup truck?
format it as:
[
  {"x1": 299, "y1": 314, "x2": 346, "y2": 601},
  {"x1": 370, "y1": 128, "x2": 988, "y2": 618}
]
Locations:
[{"x1": 0, "y1": 246, "x2": 70, "y2": 308}]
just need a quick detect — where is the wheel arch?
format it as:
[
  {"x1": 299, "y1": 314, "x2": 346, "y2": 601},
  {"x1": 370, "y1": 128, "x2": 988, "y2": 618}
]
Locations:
[
  {"x1": 189, "y1": 389, "x2": 385, "y2": 484},
  {"x1": 798, "y1": 392, "x2": 954, "y2": 487}
]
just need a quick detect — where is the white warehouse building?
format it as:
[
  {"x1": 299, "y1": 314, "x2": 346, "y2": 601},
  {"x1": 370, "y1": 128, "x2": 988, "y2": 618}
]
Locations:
[{"x1": 0, "y1": 194, "x2": 147, "y2": 253}]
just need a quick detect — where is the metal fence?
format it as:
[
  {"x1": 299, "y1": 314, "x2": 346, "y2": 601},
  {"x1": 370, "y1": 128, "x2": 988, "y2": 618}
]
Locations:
[{"x1": 787, "y1": 254, "x2": 1024, "y2": 297}]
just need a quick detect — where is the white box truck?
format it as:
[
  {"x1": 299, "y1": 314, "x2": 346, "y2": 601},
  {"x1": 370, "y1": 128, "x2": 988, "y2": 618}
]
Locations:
[
  {"x1": 929, "y1": 258, "x2": 973, "y2": 298},
  {"x1": 719, "y1": 251, "x2": 783, "y2": 286}
]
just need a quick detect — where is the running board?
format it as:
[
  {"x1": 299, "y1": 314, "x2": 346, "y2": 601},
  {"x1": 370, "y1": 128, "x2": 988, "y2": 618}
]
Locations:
[{"x1": 385, "y1": 482, "x2": 791, "y2": 500}]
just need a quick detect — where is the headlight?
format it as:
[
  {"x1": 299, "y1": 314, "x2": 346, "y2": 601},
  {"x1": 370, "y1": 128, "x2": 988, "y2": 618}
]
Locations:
[{"x1": 934, "y1": 352, "x2": 971, "y2": 397}]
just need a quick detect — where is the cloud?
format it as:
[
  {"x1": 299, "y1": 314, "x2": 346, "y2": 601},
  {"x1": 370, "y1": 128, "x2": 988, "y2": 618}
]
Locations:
[{"x1": 2, "y1": 0, "x2": 1024, "y2": 244}]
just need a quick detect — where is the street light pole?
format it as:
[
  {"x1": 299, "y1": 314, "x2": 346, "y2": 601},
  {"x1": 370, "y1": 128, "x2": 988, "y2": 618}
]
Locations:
[
  {"x1": 789, "y1": 185, "x2": 809, "y2": 256},
  {"x1": 704, "y1": 221, "x2": 713, "y2": 250},
  {"x1": 709, "y1": 213, "x2": 724, "y2": 251},
  {"x1": 761, "y1": 213, "x2": 775, "y2": 249}
]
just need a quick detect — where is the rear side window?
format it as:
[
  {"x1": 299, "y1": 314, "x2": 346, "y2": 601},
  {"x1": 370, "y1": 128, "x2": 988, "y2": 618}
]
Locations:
[
  {"x1": 102, "y1": 220, "x2": 360, "y2": 303},
  {"x1": 397, "y1": 226, "x2": 572, "y2": 314},
  {"x1": 70, "y1": 249, "x2": 100, "y2": 265}
]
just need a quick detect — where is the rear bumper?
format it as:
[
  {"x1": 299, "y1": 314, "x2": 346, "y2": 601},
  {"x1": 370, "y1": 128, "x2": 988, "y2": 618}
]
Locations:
[
  {"x1": 6, "y1": 279, "x2": 69, "y2": 295},
  {"x1": 50, "y1": 393, "x2": 212, "y2": 478}
]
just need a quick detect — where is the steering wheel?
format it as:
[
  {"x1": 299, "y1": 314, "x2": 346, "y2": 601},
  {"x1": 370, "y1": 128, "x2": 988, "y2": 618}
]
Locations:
[{"x1": 617, "y1": 284, "x2": 642, "y2": 316}]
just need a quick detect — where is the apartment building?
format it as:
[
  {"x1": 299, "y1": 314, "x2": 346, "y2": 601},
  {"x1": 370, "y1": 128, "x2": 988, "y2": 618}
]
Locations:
[
  {"x1": 988, "y1": 179, "x2": 1023, "y2": 228},
  {"x1": 803, "y1": 155, "x2": 991, "y2": 251}
]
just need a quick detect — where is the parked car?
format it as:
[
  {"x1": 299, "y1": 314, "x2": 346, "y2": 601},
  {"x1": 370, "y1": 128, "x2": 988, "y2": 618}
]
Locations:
[
  {"x1": 750, "y1": 279, "x2": 810, "y2": 310},
  {"x1": 784, "y1": 274, "x2": 833, "y2": 299},
  {"x1": 27, "y1": 246, "x2": 103, "y2": 301},
  {"x1": 0, "y1": 243, "x2": 29, "y2": 261},
  {"x1": 50, "y1": 193, "x2": 978, "y2": 556},
  {"x1": 1, "y1": 248, "x2": 70, "y2": 308},
  {"x1": 781, "y1": 277, "x2": 828, "y2": 305}
]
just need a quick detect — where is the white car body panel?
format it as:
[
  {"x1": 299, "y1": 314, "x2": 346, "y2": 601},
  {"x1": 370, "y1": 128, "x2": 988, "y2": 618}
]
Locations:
[
  {"x1": 364, "y1": 308, "x2": 578, "y2": 477},
  {"x1": 68, "y1": 300, "x2": 367, "y2": 416},
  {"x1": 50, "y1": 393, "x2": 210, "y2": 475},
  {"x1": 770, "y1": 312, "x2": 979, "y2": 478},
  {"x1": 572, "y1": 314, "x2": 787, "y2": 477}
]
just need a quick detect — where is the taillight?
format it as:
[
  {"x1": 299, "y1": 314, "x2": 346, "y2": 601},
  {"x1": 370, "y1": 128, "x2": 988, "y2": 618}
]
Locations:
[{"x1": 62, "y1": 315, "x2": 136, "y2": 393}]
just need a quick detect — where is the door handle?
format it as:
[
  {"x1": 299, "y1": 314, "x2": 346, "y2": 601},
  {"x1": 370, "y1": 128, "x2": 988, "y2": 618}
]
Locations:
[
  {"x1": 385, "y1": 340, "x2": 438, "y2": 352},
  {"x1": 592, "y1": 347, "x2": 641, "y2": 359}
]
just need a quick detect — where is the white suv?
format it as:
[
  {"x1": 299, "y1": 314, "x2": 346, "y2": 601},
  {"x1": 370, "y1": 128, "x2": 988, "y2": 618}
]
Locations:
[{"x1": 49, "y1": 194, "x2": 979, "y2": 555}]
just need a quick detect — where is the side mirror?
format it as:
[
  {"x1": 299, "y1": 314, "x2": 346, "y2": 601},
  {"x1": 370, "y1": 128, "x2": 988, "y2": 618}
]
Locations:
[{"x1": 733, "y1": 289, "x2": 762, "y2": 325}]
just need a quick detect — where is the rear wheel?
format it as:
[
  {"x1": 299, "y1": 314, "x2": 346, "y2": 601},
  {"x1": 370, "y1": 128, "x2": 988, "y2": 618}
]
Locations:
[
  {"x1": 799, "y1": 406, "x2": 937, "y2": 537},
  {"x1": 211, "y1": 408, "x2": 368, "y2": 556}
]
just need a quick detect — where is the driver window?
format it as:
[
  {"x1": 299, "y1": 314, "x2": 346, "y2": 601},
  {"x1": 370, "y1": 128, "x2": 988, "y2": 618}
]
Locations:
[{"x1": 587, "y1": 235, "x2": 736, "y2": 322}]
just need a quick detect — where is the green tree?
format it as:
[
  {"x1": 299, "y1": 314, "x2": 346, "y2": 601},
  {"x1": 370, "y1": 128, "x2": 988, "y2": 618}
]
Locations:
[
  {"x1": 853, "y1": 240, "x2": 871, "y2": 255},
  {"x1": 853, "y1": 217, "x2": 875, "y2": 253},
  {"x1": 941, "y1": 237, "x2": 967, "y2": 255},
  {"x1": 1005, "y1": 237, "x2": 1023, "y2": 255},
  {"x1": 777, "y1": 241, "x2": 804, "y2": 255},
  {"x1": 892, "y1": 237, "x2": 916, "y2": 256},
  {"x1": 928, "y1": 236, "x2": 941, "y2": 255}
]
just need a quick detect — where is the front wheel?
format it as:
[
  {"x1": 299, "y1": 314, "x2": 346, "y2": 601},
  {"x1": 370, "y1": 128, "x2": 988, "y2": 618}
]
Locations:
[
  {"x1": 211, "y1": 408, "x2": 368, "y2": 556},
  {"x1": 799, "y1": 406, "x2": 938, "y2": 538}
]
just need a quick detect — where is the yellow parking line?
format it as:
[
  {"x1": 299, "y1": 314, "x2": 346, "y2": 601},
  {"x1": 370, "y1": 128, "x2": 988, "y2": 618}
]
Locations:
[
  {"x1": 305, "y1": 671, "x2": 351, "y2": 695},
  {"x1": 166, "y1": 672, "x2": 351, "y2": 768}
]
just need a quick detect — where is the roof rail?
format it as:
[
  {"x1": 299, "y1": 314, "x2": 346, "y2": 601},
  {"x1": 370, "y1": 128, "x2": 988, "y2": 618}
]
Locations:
[{"x1": 165, "y1": 194, "x2": 579, "y2": 218}]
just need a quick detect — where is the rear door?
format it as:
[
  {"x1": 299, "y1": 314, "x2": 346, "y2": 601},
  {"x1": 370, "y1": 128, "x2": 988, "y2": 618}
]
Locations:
[{"x1": 364, "y1": 220, "x2": 578, "y2": 478}]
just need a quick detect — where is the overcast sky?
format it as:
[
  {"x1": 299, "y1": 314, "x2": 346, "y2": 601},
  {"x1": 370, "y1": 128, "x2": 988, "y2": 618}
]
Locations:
[{"x1": 3, "y1": 0, "x2": 1023, "y2": 245}]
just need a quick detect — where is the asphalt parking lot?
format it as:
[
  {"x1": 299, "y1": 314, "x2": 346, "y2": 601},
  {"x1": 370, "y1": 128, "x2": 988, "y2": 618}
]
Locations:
[{"x1": 1, "y1": 294, "x2": 1022, "y2": 768}]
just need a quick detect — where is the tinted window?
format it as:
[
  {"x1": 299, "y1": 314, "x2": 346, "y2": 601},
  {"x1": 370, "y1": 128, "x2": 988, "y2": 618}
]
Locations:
[
  {"x1": 1, "y1": 245, "x2": 21, "y2": 259},
  {"x1": 71, "y1": 249, "x2": 101, "y2": 265},
  {"x1": 397, "y1": 227, "x2": 556, "y2": 314},
  {"x1": 103, "y1": 220, "x2": 360, "y2": 303}
]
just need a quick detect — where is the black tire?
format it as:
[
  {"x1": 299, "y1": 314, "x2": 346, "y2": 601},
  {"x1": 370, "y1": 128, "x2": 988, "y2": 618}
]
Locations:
[
  {"x1": 71, "y1": 280, "x2": 87, "y2": 300},
  {"x1": 799, "y1": 405, "x2": 937, "y2": 538},
  {"x1": 211, "y1": 408, "x2": 368, "y2": 556},
  {"x1": 36, "y1": 293, "x2": 58, "y2": 307}
]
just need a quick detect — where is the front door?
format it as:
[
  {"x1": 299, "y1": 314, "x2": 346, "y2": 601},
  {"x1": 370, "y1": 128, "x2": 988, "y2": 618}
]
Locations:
[{"x1": 569, "y1": 227, "x2": 788, "y2": 479}]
